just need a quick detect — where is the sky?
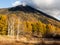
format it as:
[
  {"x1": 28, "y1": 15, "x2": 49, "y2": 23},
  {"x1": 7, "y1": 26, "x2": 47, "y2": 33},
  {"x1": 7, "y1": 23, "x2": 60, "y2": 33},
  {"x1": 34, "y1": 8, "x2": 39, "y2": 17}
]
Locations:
[{"x1": 0, "y1": 0, "x2": 60, "y2": 20}]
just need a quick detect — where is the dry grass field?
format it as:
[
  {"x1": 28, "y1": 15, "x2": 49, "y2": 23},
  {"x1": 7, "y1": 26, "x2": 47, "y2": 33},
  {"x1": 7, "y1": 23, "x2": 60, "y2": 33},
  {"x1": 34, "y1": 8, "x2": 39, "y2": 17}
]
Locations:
[{"x1": 0, "y1": 35, "x2": 60, "y2": 45}]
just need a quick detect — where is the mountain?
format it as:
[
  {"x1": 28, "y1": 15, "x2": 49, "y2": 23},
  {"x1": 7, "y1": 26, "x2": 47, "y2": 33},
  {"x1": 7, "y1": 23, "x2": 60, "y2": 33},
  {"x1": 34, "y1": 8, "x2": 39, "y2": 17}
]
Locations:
[{"x1": 0, "y1": 5, "x2": 60, "y2": 38}]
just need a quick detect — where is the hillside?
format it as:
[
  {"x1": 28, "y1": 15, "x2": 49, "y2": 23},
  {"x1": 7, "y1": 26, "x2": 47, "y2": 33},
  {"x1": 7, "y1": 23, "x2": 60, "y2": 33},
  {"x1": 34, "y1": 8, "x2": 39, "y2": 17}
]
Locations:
[{"x1": 0, "y1": 5, "x2": 60, "y2": 38}]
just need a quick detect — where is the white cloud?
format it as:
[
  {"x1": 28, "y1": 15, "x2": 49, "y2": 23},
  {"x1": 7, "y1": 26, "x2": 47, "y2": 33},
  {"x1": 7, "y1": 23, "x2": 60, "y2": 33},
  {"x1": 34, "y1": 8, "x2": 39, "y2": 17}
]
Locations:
[
  {"x1": 12, "y1": 0, "x2": 26, "y2": 6},
  {"x1": 50, "y1": 10, "x2": 60, "y2": 20},
  {"x1": 42, "y1": 9, "x2": 60, "y2": 20},
  {"x1": 45, "y1": 0, "x2": 54, "y2": 5},
  {"x1": 12, "y1": 1, "x2": 22, "y2": 6}
]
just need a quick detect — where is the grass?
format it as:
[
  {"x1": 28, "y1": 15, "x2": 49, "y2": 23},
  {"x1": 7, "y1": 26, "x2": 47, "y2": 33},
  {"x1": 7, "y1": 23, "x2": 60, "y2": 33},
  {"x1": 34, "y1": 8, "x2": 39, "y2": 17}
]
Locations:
[{"x1": 0, "y1": 35, "x2": 60, "y2": 45}]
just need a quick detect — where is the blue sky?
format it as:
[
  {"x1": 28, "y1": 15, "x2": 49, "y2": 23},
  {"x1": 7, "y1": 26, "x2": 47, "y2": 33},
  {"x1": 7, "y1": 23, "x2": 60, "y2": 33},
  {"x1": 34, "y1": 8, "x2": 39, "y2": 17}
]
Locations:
[
  {"x1": 0, "y1": 0, "x2": 60, "y2": 20},
  {"x1": 0, "y1": 0, "x2": 16, "y2": 8}
]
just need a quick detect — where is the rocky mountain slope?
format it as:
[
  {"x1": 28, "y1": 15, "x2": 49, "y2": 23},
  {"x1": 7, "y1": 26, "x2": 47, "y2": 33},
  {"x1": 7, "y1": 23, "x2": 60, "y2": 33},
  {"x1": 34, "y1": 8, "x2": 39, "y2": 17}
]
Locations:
[{"x1": 0, "y1": 5, "x2": 60, "y2": 38}]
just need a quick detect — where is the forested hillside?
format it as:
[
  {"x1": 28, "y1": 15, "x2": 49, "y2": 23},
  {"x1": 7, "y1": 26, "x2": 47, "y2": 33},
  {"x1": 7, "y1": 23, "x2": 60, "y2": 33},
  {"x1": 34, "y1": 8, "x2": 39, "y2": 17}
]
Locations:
[{"x1": 0, "y1": 5, "x2": 60, "y2": 38}]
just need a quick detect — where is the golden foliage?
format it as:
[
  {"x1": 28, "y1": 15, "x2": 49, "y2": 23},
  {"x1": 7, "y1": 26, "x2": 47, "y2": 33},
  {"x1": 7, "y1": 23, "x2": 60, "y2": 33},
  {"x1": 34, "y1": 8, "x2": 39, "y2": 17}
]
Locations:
[
  {"x1": 0, "y1": 14, "x2": 60, "y2": 37},
  {"x1": 0, "y1": 15, "x2": 7, "y2": 35}
]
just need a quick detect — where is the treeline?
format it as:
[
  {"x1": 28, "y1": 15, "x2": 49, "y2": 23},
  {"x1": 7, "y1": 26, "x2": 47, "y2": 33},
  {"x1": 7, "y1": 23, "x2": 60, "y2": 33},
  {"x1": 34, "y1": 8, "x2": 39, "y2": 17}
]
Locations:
[
  {"x1": 24, "y1": 21, "x2": 60, "y2": 38},
  {"x1": 0, "y1": 15, "x2": 60, "y2": 38}
]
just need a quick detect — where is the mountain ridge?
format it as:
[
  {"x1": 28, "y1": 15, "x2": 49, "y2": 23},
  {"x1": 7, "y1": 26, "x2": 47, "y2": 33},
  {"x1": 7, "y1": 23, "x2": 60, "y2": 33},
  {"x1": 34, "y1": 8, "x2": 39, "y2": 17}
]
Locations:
[
  {"x1": 0, "y1": 5, "x2": 60, "y2": 22},
  {"x1": 0, "y1": 5, "x2": 60, "y2": 27}
]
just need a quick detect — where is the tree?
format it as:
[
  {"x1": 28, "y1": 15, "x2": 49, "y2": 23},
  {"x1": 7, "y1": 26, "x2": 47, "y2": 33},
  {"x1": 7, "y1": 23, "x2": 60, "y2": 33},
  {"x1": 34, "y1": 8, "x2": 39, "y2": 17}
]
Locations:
[{"x1": 0, "y1": 15, "x2": 8, "y2": 35}]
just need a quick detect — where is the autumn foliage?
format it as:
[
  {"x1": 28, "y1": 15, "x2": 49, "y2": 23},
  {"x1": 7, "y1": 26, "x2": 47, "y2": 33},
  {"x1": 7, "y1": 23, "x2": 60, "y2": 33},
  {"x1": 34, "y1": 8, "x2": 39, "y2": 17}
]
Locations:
[{"x1": 0, "y1": 14, "x2": 60, "y2": 38}]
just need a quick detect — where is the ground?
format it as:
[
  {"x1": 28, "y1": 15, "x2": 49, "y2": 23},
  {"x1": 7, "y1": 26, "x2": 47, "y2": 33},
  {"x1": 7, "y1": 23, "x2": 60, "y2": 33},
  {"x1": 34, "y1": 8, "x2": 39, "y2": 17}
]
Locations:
[{"x1": 0, "y1": 35, "x2": 60, "y2": 45}]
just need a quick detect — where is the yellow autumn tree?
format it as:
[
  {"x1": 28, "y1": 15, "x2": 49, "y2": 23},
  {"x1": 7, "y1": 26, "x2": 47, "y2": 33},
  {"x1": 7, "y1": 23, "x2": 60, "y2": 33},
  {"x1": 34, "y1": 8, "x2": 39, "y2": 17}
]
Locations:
[{"x1": 0, "y1": 15, "x2": 8, "y2": 35}]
